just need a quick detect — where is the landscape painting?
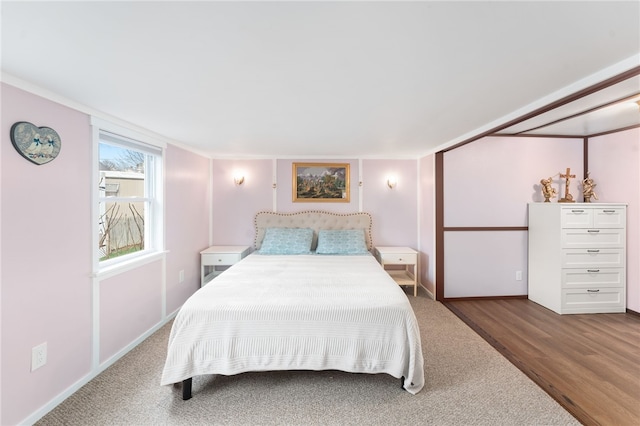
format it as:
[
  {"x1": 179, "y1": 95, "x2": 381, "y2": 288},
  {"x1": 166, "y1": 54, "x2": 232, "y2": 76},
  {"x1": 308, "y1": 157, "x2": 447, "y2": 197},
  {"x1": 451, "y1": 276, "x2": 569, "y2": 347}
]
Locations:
[{"x1": 293, "y1": 162, "x2": 350, "y2": 202}]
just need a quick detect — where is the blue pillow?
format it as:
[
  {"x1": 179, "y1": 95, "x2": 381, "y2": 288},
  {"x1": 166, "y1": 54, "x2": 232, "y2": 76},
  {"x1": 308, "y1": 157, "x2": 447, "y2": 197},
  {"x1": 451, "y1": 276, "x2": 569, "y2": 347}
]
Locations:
[
  {"x1": 258, "y1": 227, "x2": 314, "y2": 255},
  {"x1": 315, "y1": 229, "x2": 369, "y2": 255}
]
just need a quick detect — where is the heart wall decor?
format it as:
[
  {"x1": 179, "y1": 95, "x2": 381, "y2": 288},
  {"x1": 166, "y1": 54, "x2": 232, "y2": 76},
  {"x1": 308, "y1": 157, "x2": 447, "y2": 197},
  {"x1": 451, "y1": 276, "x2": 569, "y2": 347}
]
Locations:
[{"x1": 10, "y1": 121, "x2": 62, "y2": 165}]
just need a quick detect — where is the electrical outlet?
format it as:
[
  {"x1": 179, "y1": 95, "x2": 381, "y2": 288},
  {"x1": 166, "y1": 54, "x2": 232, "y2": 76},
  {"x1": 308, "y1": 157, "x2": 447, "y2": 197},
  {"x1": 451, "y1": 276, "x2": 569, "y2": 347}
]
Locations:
[
  {"x1": 31, "y1": 342, "x2": 47, "y2": 371},
  {"x1": 179, "y1": 270, "x2": 185, "y2": 283},
  {"x1": 515, "y1": 270, "x2": 523, "y2": 281}
]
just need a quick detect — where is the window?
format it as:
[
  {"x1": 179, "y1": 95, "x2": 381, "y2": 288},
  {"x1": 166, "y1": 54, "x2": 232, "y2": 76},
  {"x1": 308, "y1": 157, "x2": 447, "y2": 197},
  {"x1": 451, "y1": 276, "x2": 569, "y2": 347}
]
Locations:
[{"x1": 93, "y1": 120, "x2": 164, "y2": 268}]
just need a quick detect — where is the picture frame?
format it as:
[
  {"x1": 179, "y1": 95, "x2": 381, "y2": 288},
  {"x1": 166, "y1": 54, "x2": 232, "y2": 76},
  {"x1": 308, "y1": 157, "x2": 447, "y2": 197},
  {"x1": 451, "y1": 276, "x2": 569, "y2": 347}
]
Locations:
[
  {"x1": 10, "y1": 121, "x2": 62, "y2": 165},
  {"x1": 292, "y1": 162, "x2": 350, "y2": 202}
]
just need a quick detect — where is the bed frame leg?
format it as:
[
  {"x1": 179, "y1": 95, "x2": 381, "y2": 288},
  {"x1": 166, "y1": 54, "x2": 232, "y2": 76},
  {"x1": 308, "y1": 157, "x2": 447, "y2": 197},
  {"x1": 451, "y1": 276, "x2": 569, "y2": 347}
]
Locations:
[
  {"x1": 182, "y1": 378, "x2": 192, "y2": 400},
  {"x1": 400, "y1": 376, "x2": 405, "y2": 390}
]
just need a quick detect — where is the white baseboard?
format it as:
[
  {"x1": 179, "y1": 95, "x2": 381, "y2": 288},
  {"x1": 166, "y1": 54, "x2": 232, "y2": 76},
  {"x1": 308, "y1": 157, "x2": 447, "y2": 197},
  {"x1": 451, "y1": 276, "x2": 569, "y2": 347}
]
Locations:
[
  {"x1": 425, "y1": 288, "x2": 435, "y2": 300},
  {"x1": 21, "y1": 312, "x2": 177, "y2": 426},
  {"x1": 419, "y1": 283, "x2": 435, "y2": 300}
]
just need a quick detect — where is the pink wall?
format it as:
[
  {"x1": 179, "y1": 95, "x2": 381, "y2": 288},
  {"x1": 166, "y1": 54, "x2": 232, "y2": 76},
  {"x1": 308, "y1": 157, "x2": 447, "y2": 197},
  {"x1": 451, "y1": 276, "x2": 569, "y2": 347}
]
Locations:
[
  {"x1": 589, "y1": 128, "x2": 640, "y2": 312},
  {"x1": 362, "y1": 159, "x2": 418, "y2": 247},
  {"x1": 442, "y1": 136, "x2": 584, "y2": 297},
  {"x1": 1, "y1": 83, "x2": 211, "y2": 425},
  {"x1": 419, "y1": 154, "x2": 435, "y2": 296},
  {"x1": 444, "y1": 136, "x2": 585, "y2": 227},
  {"x1": 99, "y1": 260, "x2": 163, "y2": 362},
  {"x1": 165, "y1": 145, "x2": 211, "y2": 313},
  {"x1": 211, "y1": 159, "x2": 273, "y2": 246},
  {"x1": 1, "y1": 84, "x2": 93, "y2": 425},
  {"x1": 209, "y1": 158, "x2": 421, "y2": 250}
]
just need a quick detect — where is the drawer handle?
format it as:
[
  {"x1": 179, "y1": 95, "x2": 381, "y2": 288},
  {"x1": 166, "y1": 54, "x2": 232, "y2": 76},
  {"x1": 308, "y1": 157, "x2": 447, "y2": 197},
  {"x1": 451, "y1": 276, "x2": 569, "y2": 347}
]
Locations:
[
  {"x1": 571, "y1": 209, "x2": 584, "y2": 213},
  {"x1": 587, "y1": 269, "x2": 600, "y2": 273},
  {"x1": 587, "y1": 229, "x2": 600, "y2": 233},
  {"x1": 587, "y1": 289, "x2": 600, "y2": 293},
  {"x1": 586, "y1": 249, "x2": 600, "y2": 253},
  {"x1": 602, "y1": 210, "x2": 615, "y2": 213}
]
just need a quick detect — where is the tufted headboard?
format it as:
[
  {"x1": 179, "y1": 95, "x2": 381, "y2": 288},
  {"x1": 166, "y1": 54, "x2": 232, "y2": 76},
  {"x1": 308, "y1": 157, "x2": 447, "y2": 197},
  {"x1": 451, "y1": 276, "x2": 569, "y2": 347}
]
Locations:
[{"x1": 254, "y1": 210, "x2": 373, "y2": 251}]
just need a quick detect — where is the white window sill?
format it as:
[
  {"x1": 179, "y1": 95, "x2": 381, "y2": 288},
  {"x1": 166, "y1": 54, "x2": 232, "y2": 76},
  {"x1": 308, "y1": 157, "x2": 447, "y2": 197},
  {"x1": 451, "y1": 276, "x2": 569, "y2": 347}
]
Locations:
[{"x1": 92, "y1": 250, "x2": 168, "y2": 280}]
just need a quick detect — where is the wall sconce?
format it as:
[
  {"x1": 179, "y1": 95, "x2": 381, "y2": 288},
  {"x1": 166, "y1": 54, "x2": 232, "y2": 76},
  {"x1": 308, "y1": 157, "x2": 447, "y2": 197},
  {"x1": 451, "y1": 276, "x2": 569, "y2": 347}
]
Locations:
[
  {"x1": 387, "y1": 176, "x2": 397, "y2": 189},
  {"x1": 233, "y1": 174, "x2": 245, "y2": 186}
]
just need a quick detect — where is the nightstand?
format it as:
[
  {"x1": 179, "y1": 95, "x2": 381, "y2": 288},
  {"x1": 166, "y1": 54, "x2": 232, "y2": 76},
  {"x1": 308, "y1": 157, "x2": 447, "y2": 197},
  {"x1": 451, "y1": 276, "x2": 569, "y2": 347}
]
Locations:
[
  {"x1": 200, "y1": 245, "x2": 251, "y2": 286},
  {"x1": 375, "y1": 246, "x2": 418, "y2": 296}
]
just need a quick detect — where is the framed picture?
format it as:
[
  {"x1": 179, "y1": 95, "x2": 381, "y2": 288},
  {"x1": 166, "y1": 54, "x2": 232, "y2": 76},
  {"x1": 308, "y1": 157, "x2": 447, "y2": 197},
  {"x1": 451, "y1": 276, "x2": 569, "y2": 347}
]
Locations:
[
  {"x1": 293, "y1": 162, "x2": 350, "y2": 202},
  {"x1": 10, "y1": 121, "x2": 62, "y2": 165}
]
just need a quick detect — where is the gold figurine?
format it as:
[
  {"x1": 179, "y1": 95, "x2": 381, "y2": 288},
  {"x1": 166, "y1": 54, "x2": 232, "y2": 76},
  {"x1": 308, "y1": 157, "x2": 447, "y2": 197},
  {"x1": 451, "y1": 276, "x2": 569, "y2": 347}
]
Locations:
[
  {"x1": 582, "y1": 173, "x2": 598, "y2": 203},
  {"x1": 540, "y1": 177, "x2": 557, "y2": 202}
]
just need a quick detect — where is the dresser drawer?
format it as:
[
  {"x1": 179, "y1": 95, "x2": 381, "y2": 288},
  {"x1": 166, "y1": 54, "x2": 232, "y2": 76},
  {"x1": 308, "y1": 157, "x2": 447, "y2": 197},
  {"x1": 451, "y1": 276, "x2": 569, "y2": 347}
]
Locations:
[
  {"x1": 561, "y1": 249, "x2": 625, "y2": 268},
  {"x1": 561, "y1": 287, "x2": 625, "y2": 313},
  {"x1": 378, "y1": 252, "x2": 417, "y2": 265},
  {"x1": 561, "y1": 207, "x2": 625, "y2": 229},
  {"x1": 562, "y1": 268, "x2": 624, "y2": 288},
  {"x1": 593, "y1": 208, "x2": 626, "y2": 228},
  {"x1": 561, "y1": 229, "x2": 625, "y2": 248},
  {"x1": 201, "y1": 252, "x2": 243, "y2": 265},
  {"x1": 561, "y1": 208, "x2": 592, "y2": 228}
]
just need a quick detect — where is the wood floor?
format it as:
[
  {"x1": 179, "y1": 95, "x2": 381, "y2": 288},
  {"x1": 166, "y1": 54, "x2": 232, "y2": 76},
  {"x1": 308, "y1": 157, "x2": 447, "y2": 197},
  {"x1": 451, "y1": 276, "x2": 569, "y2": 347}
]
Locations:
[{"x1": 444, "y1": 298, "x2": 640, "y2": 426}]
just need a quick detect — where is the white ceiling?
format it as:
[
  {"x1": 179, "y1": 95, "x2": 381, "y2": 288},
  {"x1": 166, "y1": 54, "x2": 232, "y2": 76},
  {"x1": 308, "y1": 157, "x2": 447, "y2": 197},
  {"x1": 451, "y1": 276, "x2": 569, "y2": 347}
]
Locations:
[
  {"x1": 2, "y1": 1, "x2": 639, "y2": 158},
  {"x1": 497, "y1": 75, "x2": 640, "y2": 137}
]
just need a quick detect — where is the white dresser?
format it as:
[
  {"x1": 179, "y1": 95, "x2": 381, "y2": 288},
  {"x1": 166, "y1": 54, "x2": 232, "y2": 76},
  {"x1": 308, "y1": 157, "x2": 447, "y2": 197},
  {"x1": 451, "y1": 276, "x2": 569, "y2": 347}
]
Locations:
[{"x1": 528, "y1": 203, "x2": 626, "y2": 314}]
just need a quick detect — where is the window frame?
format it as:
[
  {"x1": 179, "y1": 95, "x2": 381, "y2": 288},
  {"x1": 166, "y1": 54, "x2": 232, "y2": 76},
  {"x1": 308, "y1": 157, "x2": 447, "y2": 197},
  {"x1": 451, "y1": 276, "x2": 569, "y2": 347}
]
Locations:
[{"x1": 91, "y1": 117, "x2": 165, "y2": 275}]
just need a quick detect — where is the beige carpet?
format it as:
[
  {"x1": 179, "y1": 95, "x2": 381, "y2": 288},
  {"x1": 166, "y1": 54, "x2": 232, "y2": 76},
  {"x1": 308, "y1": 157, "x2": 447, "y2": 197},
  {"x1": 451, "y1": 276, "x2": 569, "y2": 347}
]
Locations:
[{"x1": 36, "y1": 294, "x2": 579, "y2": 425}]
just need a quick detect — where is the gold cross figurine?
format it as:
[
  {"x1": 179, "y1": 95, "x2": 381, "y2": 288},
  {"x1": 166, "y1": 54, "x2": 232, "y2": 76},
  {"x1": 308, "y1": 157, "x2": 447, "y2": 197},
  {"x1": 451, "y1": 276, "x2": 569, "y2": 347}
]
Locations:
[{"x1": 558, "y1": 167, "x2": 576, "y2": 203}]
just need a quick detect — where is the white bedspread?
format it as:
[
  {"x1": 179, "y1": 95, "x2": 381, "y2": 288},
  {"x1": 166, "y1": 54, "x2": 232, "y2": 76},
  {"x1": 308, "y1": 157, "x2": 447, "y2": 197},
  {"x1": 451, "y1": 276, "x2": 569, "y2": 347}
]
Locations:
[{"x1": 161, "y1": 253, "x2": 424, "y2": 394}]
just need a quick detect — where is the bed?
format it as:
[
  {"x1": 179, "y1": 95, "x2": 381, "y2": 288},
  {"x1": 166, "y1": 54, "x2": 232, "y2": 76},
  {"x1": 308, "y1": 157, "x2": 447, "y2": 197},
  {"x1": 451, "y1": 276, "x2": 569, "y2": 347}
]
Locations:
[{"x1": 161, "y1": 211, "x2": 424, "y2": 399}]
